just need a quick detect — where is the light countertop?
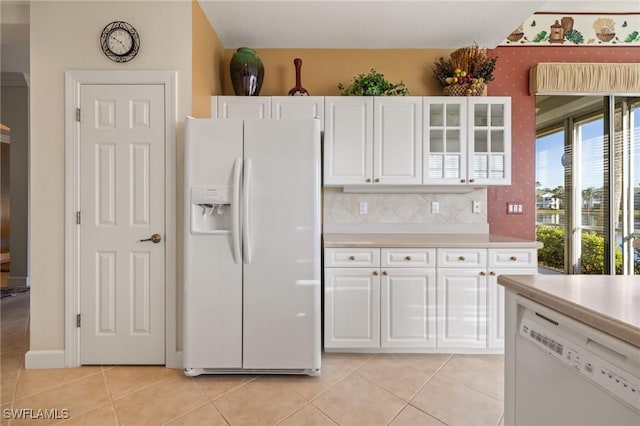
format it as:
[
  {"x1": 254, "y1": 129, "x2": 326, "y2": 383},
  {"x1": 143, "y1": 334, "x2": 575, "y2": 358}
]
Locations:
[
  {"x1": 498, "y1": 275, "x2": 640, "y2": 348},
  {"x1": 323, "y1": 233, "x2": 542, "y2": 248}
]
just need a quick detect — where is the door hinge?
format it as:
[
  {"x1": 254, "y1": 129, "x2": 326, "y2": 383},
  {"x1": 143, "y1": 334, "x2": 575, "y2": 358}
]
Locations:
[
  {"x1": 76, "y1": 313, "x2": 81, "y2": 328},
  {"x1": 76, "y1": 211, "x2": 81, "y2": 225},
  {"x1": 76, "y1": 108, "x2": 81, "y2": 122}
]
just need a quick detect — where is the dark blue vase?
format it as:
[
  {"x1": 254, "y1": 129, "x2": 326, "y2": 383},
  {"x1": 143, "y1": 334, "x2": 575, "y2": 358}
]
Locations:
[{"x1": 230, "y1": 47, "x2": 264, "y2": 96}]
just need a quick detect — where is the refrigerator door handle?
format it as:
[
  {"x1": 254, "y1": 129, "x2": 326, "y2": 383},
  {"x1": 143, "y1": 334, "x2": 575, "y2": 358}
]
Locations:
[
  {"x1": 242, "y1": 157, "x2": 252, "y2": 264},
  {"x1": 231, "y1": 158, "x2": 242, "y2": 264}
]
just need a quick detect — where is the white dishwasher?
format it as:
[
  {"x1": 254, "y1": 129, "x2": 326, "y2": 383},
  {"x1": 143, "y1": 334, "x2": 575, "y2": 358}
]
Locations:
[{"x1": 509, "y1": 296, "x2": 640, "y2": 426}]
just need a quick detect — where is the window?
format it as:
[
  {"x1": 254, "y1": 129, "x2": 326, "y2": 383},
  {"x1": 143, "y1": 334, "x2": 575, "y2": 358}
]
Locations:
[{"x1": 535, "y1": 96, "x2": 640, "y2": 275}]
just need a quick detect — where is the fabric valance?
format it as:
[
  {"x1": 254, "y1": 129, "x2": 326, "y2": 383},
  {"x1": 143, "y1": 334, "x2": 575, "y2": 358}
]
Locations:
[{"x1": 529, "y1": 63, "x2": 640, "y2": 95}]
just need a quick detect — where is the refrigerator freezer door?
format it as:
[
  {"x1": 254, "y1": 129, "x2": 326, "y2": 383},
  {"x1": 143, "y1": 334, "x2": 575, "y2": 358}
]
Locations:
[
  {"x1": 183, "y1": 118, "x2": 244, "y2": 369},
  {"x1": 241, "y1": 119, "x2": 322, "y2": 371}
]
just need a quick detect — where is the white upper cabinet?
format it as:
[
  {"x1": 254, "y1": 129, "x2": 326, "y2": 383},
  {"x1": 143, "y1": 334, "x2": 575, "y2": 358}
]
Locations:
[
  {"x1": 423, "y1": 96, "x2": 511, "y2": 186},
  {"x1": 374, "y1": 97, "x2": 422, "y2": 185},
  {"x1": 468, "y1": 97, "x2": 511, "y2": 185},
  {"x1": 323, "y1": 97, "x2": 374, "y2": 186},
  {"x1": 215, "y1": 96, "x2": 271, "y2": 119},
  {"x1": 423, "y1": 97, "x2": 467, "y2": 185},
  {"x1": 271, "y1": 97, "x2": 324, "y2": 129}
]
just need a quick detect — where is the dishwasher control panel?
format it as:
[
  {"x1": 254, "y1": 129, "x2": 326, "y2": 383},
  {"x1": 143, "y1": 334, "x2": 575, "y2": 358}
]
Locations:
[{"x1": 520, "y1": 314, "x2": 640, "y2": 412}]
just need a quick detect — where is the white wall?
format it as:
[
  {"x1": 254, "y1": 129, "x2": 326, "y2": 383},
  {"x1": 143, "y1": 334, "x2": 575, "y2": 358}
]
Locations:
[{"x1": 29, "y1": 1, "x2": 192, "y2": 352}]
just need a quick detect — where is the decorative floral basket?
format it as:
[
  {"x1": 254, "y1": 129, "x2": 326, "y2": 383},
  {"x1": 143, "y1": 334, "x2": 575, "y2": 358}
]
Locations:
[{"x1": 443, "y1": 82, "x2": 485, "y2": 96}]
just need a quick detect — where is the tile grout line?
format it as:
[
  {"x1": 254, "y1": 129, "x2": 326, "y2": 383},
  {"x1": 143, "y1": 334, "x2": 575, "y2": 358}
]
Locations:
[
  {"x1": 101, "y1": 366, "x2": 122, "y2": 426},
  {"x1": 12, "y1": 368, "x2": 105, "y2": 404},
  {"x1": 403, "y1": 354, "x2": 454, "y2": 426},
  {"x1": 108, "y1": 371, "x2": 184, "y2": 403}
]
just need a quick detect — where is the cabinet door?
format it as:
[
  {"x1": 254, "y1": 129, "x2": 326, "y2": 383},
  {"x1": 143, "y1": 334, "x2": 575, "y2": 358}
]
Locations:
[
  {"x1": 487, "y1": 267, "x2": 536, "y2": 349},
  {"x1": 467, "y1": 97, "x2": 511, "y2": 185},
  {"x1": 381, "y1": 268, "x2": 436, "y2": 348},
  {"x1": 216, "y1": 96, "x2": 271, "y2": 119},
  {"x1": 373, "y1": 97, "x2": 422, "y2": 185},
  {"x1": 271, "y1": 97, "x2": 324, "y2": 130},
  {"x1": 423, "y1": 97, "x2": 467, "y2": 185},
  {"x1": 324, "y1": 97, "x2": 373, "y2": 186},
  {"x1": 437, "y1": 268, "x2": 487, "y2": 348},
  {"x1": 324, "y1": 268, "x2": 380, "y2": 348}
]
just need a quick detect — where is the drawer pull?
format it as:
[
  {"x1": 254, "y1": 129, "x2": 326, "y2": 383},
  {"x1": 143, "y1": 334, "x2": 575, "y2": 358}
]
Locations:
[
  {"x1": 366, "y1": 178, "x2": 371, "y2": 183},
  {"x1": 373, "y1": 271, "x2": 379, "y2": 276},
  {"x1": 349, "y1": 256, "x2": 355, "y2": 261},
  {"x1": 469, "y1": 178, "x2": 475, "y2": 183},
  {"x1": 510, "y1": 256, "x2": 517, "y2": 261},
  {"x1": 382, "y1": 271, "x2": 388, "y2": 276},
  {"x1": 490, "y1": 271, "x2": 496, "y2": 276},
  {"x1": 374, "y1": 178, "x2": 380, "y2": 183},
  {"x1": 460, "y1": 179, "x2": 466, "y2": 183},
  {"x1": 480, "y1": 271, "x2": 486, "y2": 276},
  {"x1": 458, "y1": 256, "x2": 466, "y2": 261},
  {"x1": 405, "y1": 256, "x2": 412, "y2": 261}
]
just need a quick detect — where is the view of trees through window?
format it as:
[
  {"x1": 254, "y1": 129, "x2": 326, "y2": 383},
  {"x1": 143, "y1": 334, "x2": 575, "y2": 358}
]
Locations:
[{"x1": 535, "y1": 97, "x2": 640, "y2": 275}]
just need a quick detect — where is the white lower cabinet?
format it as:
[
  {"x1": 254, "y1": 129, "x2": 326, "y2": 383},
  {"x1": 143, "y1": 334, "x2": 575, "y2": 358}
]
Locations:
[
  {"x1": 436, "y1": 268, "x2": 487, "y2": 349},
  {"x1": 324, "y1": 267, "x2": 380, "y2": 348},
  {"x1": 381, "y1": 268, "x2": 436, "y2": 348},
  {"x1": 324, "y1": 246, "x2": 537, "y2": 351}
]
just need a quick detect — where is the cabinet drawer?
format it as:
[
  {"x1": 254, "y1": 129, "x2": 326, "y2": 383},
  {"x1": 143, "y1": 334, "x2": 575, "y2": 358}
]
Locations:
[
  {"x1": 324, "y1": 248, "x2": 380, "y2": 267},
  {"x1": 437, "y1": 248, "x2": 486, "y2": 268},
  {"x1": 488, "y1": 248, "x2": 537, "y2": 268},
  {"x1": 381, "y1": 248, "x2": 436, "y2": 268}
]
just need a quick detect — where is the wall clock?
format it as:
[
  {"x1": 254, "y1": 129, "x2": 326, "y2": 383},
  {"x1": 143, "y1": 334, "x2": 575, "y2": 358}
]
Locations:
[{"x1": 100, "y1": 21, "x2": 140, "y2": 63}]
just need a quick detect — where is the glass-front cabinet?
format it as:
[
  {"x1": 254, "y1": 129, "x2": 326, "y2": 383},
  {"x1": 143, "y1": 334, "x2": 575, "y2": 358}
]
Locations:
[{"x1": 423, "y1": 97, "x2": 511, "y2": 186}]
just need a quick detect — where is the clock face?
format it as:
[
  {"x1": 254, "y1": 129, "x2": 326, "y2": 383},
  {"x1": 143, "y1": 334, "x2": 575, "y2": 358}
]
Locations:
[
  {"x1": 100, "y1": 21, "x2": 140, "y2": 63},
  {"x1": 107, "y1": 28, "x2": 133, "y2": 56}
]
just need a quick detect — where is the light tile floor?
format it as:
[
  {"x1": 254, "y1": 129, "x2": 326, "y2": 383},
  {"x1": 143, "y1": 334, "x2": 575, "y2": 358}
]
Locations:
[{"x1": 1, "y1": 292, "x2": 505, "y2": 425}]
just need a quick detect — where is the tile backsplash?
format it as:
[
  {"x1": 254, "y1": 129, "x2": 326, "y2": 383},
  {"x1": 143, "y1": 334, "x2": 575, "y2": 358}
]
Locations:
[{"x1": 323, "y1": 187, "x2": 488, "y2": 233}]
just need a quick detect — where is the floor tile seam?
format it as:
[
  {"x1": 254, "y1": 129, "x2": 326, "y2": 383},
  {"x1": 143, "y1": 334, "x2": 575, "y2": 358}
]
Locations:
[
  {"x1": 351, "y1": 367, "x2": 430, "y2": 403},
  {"x1": 405, "y1": 401, "x2": 451, "y2": 426},
  {"x1": 398, "y1": 353, "x2": 454, "y2": 373},
  {"x1": 273, "y1": 402, "x2": 310, "y2": 426},
  {"x1": 432, "y1": 370, "x2": 504, "y2": 403},
  {"x1": 107, "y1": 373, "x2": 181, "y2": 403},
  {"x1": 385, "y1": 401, "x2": 411, "y2": 426},
  {"x1": 350, "y1": 370, "x2": 409, "y2": 404},
  {"x1": 308, "y1": 400, "x2": 343, "y2": 425},
  {"x1": 12, "y1": 368, "x2": 105, "y2": 403},
  {"x1": 159, "y1": 400, "x2": 217, "y2": 426},
  {"x1": 305, "y1": 365, "x2": 362, "y2": 404},
  {"x1": 49, "y1": 402, "x2": 114, "y2": 426},
  {"x1": 201, "y1": 375, "x2": 261, "y2": 402}
]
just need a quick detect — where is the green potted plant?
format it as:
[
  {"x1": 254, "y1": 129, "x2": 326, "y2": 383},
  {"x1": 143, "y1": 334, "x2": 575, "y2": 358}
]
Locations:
[{"x1": 338, "y1": 69, "x2": 409, "y2": 96}]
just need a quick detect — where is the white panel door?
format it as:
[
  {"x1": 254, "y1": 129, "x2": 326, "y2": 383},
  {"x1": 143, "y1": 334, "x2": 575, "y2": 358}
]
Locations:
[
  {"x1": 323, "y1": 97, "x2": 373, "y2": 186},
  {"x1": 79, "y1": 84, "x2": 165, "y2": 364},
  {"x1": 381, "y1": 268, "x2": 436, "y2": 348},
  {"x1": 271, "y1": 97, "x2": 324, "y2": 129},
  {"x1": 324, "y1": 268, "x2": 380, "y2": 348},
  {"x1": 436, "y1": 269, "x2": 487, "y2": 349},
  {"x1": 241, "y1": 119, "x2": 321, "y2": 369},
  {"x1": 487, "y1": 267, "x2": 536, "y2": 349},
  {"x1": 373, "y1": 97, "x2": 422, "y2": 185},
  {"x1": 217, "y1": 96, "x2": 270, "y2": 119}
]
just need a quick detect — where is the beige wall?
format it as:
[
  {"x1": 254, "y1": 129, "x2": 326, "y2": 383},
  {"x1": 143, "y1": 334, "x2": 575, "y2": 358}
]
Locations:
[
  {"x1": 29, "y1": 1, "x2": 192, "y2": 351},
  {"x1": 222, "y1": 49, "x2": 454, "y2": 96},
  {"x1": 192, "y1": 0, "x2": 225, "y2": 117}
]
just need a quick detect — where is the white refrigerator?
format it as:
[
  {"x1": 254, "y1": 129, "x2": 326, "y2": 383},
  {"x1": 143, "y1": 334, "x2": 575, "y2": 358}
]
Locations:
[{"x1": 183, "y1": 118, "x2": 322, "y2": 376}]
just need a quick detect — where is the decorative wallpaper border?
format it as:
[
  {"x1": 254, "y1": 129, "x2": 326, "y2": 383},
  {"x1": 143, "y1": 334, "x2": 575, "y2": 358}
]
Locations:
[{"x1": 500, "y1": 13, "x2": 640, "y2": 46}]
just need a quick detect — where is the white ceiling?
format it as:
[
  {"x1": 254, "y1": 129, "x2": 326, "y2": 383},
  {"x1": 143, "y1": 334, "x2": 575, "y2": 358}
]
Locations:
[
  {"x1": 198, "y1": 0, "x2": 640, "y2": 49},
  {"x1": 2, "y1": 1, "x2": 639, "y2": 75}
]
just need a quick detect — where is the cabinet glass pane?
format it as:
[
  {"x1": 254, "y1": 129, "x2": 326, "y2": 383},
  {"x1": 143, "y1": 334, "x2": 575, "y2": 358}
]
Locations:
[
  {"x1": 446, "y1": 104, "x2": 460, "y2": 126},
  {"x1": 444, "y1": 155, "x2": 461, "y2": 178},
  {"x1": 430, "y1": 105, "x2": 444, "y2": 126},
  {"x1": 446, "y1": 130, "x2": 460, "y2": 152},
  {"x1": 473, "y1": 155, "x2": 488, "y2": 178},
  {"x1": 490, "y1": 155, "x2": 505, "y2": 178},
  {"x1": 491, "y1": 130, "x2": 504, "y2": 152},
  {"x1": 491, "y1": 104, "x2": 504, "y2": 126},
  {"x1": 428, "y1": 155, "x2": 444, "y2": 178},
  {"x1": 430, "y1": 130, "x2": 444, "y2": 152},
  {"x1": 474, "y1": 104, "x2": 488, "y2": 126},
  {"x1": 474, "y1": 130, "x2": 488, "y2": 152}
]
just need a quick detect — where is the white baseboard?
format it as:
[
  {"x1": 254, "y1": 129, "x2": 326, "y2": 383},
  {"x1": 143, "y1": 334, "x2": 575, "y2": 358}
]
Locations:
[{"x1": 25, "y1": 350, "x2": 65, "y2": 369}]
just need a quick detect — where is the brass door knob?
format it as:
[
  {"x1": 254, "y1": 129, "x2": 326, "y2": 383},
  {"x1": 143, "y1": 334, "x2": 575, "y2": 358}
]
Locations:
[{"x1": 139, "y1": 233, "x2": 161, "y2": 243}]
